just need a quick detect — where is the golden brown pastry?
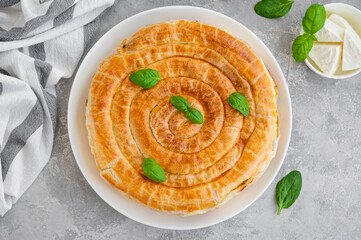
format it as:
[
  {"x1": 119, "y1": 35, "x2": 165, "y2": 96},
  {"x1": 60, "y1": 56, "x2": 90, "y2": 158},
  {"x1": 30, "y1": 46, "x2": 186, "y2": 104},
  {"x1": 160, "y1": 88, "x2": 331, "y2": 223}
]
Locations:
[{"x1": 86, "y1": 20, "x2": 279, "y2": 215}]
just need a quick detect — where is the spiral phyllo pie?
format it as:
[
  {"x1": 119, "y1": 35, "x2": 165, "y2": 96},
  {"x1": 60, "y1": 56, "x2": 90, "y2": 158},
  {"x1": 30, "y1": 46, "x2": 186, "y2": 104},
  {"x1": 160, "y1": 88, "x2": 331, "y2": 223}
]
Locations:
[{"x1": 86, "y1": 20, "x2": 279, "y2": 215}]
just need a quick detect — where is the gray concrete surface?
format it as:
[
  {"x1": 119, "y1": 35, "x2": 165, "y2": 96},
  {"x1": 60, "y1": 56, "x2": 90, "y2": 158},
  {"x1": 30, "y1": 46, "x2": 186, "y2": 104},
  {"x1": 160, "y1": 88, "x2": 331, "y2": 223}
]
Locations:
[{"x1": 1, "y1": 0, "x2": 361, "y2": 239}]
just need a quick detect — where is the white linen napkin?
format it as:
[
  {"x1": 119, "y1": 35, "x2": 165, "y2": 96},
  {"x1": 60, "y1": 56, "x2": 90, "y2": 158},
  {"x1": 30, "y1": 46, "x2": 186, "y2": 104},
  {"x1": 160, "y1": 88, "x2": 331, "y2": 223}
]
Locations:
[{"x1": 0, "y1": 0, "x2": 115, "y2": 216}]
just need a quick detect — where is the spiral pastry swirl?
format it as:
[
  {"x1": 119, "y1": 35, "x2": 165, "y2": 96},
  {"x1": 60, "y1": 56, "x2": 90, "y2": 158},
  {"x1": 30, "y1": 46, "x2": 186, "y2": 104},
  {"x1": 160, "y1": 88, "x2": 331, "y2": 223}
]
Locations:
[{"x1": 86, "y1": 20, "x2": 279, "y2": 215}]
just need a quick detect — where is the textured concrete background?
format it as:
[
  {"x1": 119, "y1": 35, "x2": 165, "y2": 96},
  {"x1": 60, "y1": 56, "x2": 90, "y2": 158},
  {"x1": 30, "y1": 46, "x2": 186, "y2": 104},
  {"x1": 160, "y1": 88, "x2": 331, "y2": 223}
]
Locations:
[{"x1": 1, "y1": 0, "x2": 361, "y2": 239}]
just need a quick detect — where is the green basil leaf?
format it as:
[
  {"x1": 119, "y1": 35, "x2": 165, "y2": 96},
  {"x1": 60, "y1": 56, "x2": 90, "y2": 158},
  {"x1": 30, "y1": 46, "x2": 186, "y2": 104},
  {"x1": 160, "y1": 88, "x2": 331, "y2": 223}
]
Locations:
[
  {"x1": 302, "y1": 4, "x2": 326, "y2": 35},
  {"x1": 170, "y1": 95, "x2": 191, "y2": 112},
  {"x1": 276, "y1": 170, "x2": 302, "y2": 215},
  {"x1": 292, "y1": 33, "x2": 317, "y2": 63},
  {"x1": 254, "y1": 0, "x2": 294, "y2": 19},
  {"x1": 185, "y1": 108, "x2": 204, "y2": 124},
  {"x1": 129, "y1": 69, "x2": 161, "y2": 89},
  {"x1": 227, "y1": 92, "x2": 249, "y2": 117},
  {"x1": 142, "y1": 158, "x2": 167, "y2": 183}
]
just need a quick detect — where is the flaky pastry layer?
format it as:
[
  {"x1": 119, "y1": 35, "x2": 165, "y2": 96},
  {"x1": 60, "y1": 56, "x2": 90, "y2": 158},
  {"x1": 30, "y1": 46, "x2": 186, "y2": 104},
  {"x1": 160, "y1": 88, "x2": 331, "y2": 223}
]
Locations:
[{"x1": 86, "y1": 20, "x2": 279, "y2": 215}]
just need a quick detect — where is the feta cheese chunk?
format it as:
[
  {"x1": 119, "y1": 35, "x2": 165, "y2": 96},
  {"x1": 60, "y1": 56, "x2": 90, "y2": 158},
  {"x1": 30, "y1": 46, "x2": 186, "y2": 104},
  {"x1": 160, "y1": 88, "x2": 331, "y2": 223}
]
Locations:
[
  {"x1": 342, "y1": 28, "x2": 361, "y2": 71},
  {"x1": 309, "y1": 43, "x2": 342, "y2": 76},
  {"x1": 327, "y1": 14, "x2": 361, "y2": 71},
  {"x1": 328, "y1": 14, "x2": 353, "y2": 29},
  {"x1": 314, "y1": 19, "x2": 344, "y2": 42}
]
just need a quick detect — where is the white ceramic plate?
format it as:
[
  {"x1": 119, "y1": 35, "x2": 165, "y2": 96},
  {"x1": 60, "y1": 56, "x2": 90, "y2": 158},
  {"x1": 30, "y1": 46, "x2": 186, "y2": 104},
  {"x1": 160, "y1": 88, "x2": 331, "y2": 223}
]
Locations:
[{"x1": 68, "y1": 6, "x2": 292, "y2": 230}]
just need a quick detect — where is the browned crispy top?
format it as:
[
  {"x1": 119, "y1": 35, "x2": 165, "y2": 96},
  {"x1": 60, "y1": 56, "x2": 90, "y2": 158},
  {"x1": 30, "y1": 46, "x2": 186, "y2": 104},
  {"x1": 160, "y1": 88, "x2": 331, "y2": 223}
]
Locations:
[{"x1": 86, "y1": 20, "x2": 278, "y2": 215}]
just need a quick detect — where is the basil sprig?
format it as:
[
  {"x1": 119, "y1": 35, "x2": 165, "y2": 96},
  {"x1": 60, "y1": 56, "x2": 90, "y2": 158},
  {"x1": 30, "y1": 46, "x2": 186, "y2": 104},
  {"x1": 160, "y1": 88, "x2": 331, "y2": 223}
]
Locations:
[
  {"x1": 129, "y1": 69, "x2": 161, "y2": 89},
  {"x1": 276, "y1": 170, "x2": 302, "y2": 215},
  {"x1": 142, "y1": 158, "x2": 167, "y2": 183},
  {"x1": 292, "y1": 4, "x2": 326, "y2": 62},
  {"x1": 302, "y1": 4, "x2": 326, "y2": 35},
  {"x1": 185, "y1": 108, "x2": 204, "y2": 124},
  {"x1": 292, "y1": 33, "x2": 317, "y2": 63},
  {"x1": 170, "y1": 95, "x2": 204, "y2": 124},
  {"x1": 170, "y1": 95, "x2": 191, "y2": 111},
  {"x1": 254, "y1": 0, "x2": 294, "y2": 19},
  {"x1": 227, "y1": 92, "x2": 249, "y2": 117}
]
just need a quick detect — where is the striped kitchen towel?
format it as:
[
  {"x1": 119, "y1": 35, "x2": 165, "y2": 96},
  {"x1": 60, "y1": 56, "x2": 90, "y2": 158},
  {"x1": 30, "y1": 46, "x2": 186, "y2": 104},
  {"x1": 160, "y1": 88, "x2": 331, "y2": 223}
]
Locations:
[{"x1": 0, "y1": 0, "x2": 114, "y2": 216}]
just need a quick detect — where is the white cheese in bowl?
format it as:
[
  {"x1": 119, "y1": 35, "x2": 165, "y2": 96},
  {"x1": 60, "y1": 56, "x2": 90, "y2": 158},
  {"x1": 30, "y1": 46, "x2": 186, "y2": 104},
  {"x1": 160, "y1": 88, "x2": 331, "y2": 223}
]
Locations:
[
  {"x1": 328, "y1": 14, "x2": 361, "y2": 71},
  {"x1": 308, "y1": 43, "x2": 342, "y2": 76},
  {"x1": 314, "y1": 19, "x2": 344, "y2": 42},
  {"x1": 306, "y1": 12, "x2": 361, "y2": 77},
  {"x1": 343, "y1": 28, "x2": 361, "y2": 71},
  {"x1": 328, "y1": 14, "x2": 353, "y2": 29}
]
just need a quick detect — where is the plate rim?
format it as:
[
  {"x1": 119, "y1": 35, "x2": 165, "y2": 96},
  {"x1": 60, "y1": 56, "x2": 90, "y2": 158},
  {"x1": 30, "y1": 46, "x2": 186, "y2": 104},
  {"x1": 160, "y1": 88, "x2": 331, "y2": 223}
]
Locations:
[{"x1": 68, "y1": 5, "x2": 293, "y2": 230}]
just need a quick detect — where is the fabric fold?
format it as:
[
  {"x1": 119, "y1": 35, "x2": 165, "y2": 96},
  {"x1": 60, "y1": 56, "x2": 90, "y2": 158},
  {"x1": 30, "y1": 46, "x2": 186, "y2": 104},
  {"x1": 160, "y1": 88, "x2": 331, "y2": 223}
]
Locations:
[{"x1": 0, "y1": 0, "x2": 115, "y2": 216}]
